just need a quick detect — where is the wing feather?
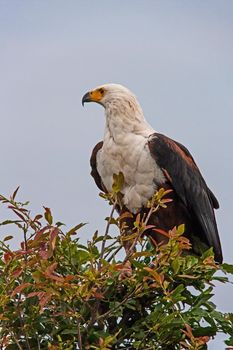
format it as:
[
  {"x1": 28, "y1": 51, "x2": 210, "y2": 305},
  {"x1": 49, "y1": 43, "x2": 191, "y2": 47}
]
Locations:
[
  {"x1": 148, "y1": 133, "x2": 222, "y2": 263},
  {"x1": 90, "y1": 141, "x2": 106, "y2": 192}
]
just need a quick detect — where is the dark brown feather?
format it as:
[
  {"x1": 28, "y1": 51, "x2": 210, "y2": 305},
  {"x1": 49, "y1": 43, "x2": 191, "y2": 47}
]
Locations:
[
  {"x1": 148, "y1": 133, "x2": 222, "y2": 263},
  {"x1": 90, "y1": 141, "x2": 106, "y2": 192}
]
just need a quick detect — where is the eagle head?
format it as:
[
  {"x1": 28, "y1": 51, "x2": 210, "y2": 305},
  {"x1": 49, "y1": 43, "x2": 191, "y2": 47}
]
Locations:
[
  {"x1": 82, "y1": 83, "x2": 144, "y2": 116},
  {"x1": 82, "y1": 83, "x2": 153, "y2": 138}
]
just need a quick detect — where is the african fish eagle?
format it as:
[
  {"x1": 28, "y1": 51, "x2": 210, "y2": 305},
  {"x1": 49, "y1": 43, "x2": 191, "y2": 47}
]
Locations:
[{"x1": 82, "y1": 84, "x2": 223, "y2": 263}]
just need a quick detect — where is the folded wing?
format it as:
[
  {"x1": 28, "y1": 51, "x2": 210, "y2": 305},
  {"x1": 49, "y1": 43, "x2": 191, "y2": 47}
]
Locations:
[{"x1": 148, "y1": 133, "x2": 222, "y2": 263}]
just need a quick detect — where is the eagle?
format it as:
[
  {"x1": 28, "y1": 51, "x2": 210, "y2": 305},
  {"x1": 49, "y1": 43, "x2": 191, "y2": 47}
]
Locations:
[{"x1": 82, "y1": 84, "x2": 223, "y2": 263}]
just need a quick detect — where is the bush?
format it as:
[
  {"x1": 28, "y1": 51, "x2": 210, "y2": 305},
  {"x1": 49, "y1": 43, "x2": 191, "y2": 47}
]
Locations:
[{"x1": 0, "y1": 187, "x2": 233, "y2": 350}]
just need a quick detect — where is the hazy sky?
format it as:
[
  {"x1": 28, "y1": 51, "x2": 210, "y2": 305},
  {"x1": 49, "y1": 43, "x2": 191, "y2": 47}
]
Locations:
[{"x1": 0, "y1": 1, "x2": 232, "y2": 348}]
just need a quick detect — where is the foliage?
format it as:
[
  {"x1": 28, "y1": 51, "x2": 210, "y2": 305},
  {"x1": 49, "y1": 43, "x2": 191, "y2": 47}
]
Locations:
[{"x1": 0, "y1": 184, "x2": 233, "y2": 350}]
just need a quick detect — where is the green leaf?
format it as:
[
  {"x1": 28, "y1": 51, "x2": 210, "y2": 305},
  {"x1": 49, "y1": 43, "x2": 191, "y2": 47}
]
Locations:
[
  {"x1": 185, "y1": 255, "x2": 198, "y2": 269},
  {"x1": 61, "y1": 328, "x2": 79, "y2": 335},
  {"x1": 201, "y1": 247, "x2": 214, "y2": 260},
  {"x1": 171, "y1": 284, "x2": 185, "y2": 301},
  {"x1": 112, "y1": 172, "x2": 124, "y2": 193},
  {"x1": 225, "y1": 336, "x2": 233, "y2": 346},
  {"x1": 75, "y1": 250, "x2": 90, "y2": 264},
  {"x1": 44, "y1": 207, "x2": 53, "y2": 225},
  {"x1": 67, "y1": 223, "x2": 87, "y2": 236},
  {"x1": 105, "y1": 217, "x2": 118, "y2": 225},
  {"x1": 193, "y1": 326, "x2": 217, "y2": 337},
  {"x1": 56, "y1": 221, "x2": 65, "y2": 227},
  {"x1": 94, "y1": 235, "x2": 112, "y2": 243},
  {"x1": 171, "y1": 258, "x2": 181, "y2": 274},
  {"x1": 177, "y1": 223, "x2": 185, "y2": 235},
  {"x1": 0, "y1": 219, "x2": 21, "y2": 226},
  {"x1": 221, "y1": 263, "x2": 233, "y2": 275}
]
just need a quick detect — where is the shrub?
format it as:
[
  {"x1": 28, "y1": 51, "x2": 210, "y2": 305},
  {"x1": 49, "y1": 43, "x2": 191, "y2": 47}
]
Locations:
[{"x1": 0, "y1": 187, "x2": 232, "y2": 349}]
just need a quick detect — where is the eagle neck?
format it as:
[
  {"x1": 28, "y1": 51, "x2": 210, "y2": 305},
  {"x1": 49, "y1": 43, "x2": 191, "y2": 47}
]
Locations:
[{"x1": 103, "y1": 107, "x2": 153, "y2": 144}]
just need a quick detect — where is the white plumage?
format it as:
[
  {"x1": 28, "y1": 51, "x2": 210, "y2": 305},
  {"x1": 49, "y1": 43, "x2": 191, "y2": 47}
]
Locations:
[{"x1": 95, "y1": 84, "x2": 165, "y2": 213}]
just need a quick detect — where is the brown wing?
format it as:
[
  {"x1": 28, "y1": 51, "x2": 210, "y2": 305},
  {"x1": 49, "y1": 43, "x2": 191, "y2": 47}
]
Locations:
[
  {"x1": 148, "y1": 132, "x2": 222, "y2": 263},
  {"x1": 90, "y1": 141, "x2": 107, "y2": 192}
]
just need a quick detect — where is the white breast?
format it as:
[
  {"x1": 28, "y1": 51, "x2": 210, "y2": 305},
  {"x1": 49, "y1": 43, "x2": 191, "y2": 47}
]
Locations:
[{"x1": 96, "y1": 133, "x2": 165, "y2": 213}]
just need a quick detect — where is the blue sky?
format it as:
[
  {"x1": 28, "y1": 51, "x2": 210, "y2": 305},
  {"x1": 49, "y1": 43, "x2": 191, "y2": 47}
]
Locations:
[{"x1": 0, "y1": 1, "x2": 232, "y2": 348}]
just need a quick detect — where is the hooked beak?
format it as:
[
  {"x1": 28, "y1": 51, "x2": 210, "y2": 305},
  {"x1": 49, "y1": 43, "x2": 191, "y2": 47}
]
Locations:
[{"x1": 82, "y1": 91, "x2": 91, "y2": 106}]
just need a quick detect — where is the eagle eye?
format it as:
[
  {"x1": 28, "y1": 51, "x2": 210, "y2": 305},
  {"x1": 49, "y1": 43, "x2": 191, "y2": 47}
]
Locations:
[{"x1": 99, "y1": 88, "x2": 105, "y2": 95}]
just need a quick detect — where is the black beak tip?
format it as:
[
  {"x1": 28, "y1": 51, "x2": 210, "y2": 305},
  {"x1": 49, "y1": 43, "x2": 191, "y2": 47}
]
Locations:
[{"x1": 82, "y1": 92, "x2": 90, "y2": 107}]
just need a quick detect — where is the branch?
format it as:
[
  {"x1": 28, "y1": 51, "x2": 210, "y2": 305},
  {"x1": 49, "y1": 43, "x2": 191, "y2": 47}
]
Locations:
[{"x1": 98, "y1": 199, "x2": 117, "y2": 270}]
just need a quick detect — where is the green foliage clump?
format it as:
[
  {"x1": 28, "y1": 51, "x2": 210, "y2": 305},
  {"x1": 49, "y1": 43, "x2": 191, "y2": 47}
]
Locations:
[{"x1": 0, "y1": 186, "x2": 232, "y2": 350}]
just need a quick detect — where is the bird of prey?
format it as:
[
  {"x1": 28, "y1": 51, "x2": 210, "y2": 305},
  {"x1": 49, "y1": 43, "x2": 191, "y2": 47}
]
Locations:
[{"x1": 82, "y1": 84, "x2": 222, "y2": 263}]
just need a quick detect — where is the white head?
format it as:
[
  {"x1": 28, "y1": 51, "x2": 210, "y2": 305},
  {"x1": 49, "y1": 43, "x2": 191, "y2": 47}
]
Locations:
[
  {"x1": 82, "y1": 83, "x2": 153, "y2": 138},
  {"x1": 83, "y1": 83, "x2": 145, "y2": 117}
]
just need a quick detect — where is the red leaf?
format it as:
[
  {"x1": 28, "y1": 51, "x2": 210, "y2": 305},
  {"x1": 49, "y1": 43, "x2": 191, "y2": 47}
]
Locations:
[
  {"x1": 0, "y1": 335, "x2": 9, "y2": 347},
  {"x1": 181, "y1": 324, "x2": 194, "y2": 339},
  {"x1": 11, "y1": 283, "x2": 32, "y2": 297},
  {"x1": 33, "y1": 214, "x2": 43, "y2": 222},
  {"x1": 3, "y1": 251, "x2": 14, "y2": 263},
  {"x1": 12, "y1": 268, "x2": 23, "y2": 278},
  {"x1": 163, "y1": 189, "x2": 173, "y2": 195},
  {"x1": 27, "y1": 291, "x2": 45, "y2": 299},
  {"x1": 12, "y1": 186, "x2": 20, "y2": 200},
  {"x1": 153, "y1": 228, "x2": 170, "y2": 238},
  {"x1": 64, "y1": 275, "x2": 75, "y2": 282},
  {"x1": 162, "y1": 198, "x2": 173, "y2": 204},
  {"x1": 44, "y1": 262, "x2": 64, "y2": 282},
  {"x1": 45, "y1": 262, "x2": 58, "y2": 275},
  {"x1": 39, "y1": 293, "x2": 52, "y2": 310},
  {"x1": 144, "y1": 224, "x2": 156, "y2": 231},
  {"x1": 46, "y1": 274, "x2": 64, "y2": 282},
  {"x1": 93, "y1": 292, "x2": 104, "y2": 299},
  {"x1": 12, "y1": 209, "x2": 25, "y2": 221},
  {"x1": 27, "y1": 291, "x2": 53, "y2": 311},
  {"x1": 39, "y1": 249, "x2": 52, "y2": 260},
  {"x1": 49, "y1": 227, "x2": 59, "y2": 251},
  {"x1": 16, "y1": 249, "x2": 33, "y2": 255},
  {"x1": 34, "y1": 226, "x2": 50, "y2": 241},
  {"x1": 8, "y1": 206, "x2": 28, "y2": 213}
]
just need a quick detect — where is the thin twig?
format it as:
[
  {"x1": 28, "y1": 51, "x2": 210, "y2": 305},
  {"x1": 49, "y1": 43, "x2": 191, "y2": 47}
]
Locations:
[
  {"x1": 103, "y1": 237, "x2": 120, "y2": 259},
  {"x1": 77, "y1": 322, "x2": 82, "y2": 350},
  {"x1": 37, "y1": 336, "x2": 41, "y2": 350},
  {"x1": 107, "y1": 244, "x2": 124, "y2": 262},
  {"x1": 98, "y1": 199, "x2": 117, "y2": 270},
  {"x1": 87, "y1": 200, "x2": 118, "y2": 332},
  {"x1": 122, "y1": 204, "x2": 159, "y2": 264},
  {"x1": 17, "y1": 308, "x2": 31, "y2": 350},
  {"x1": 11, "y1": 333, "x2": 24, "y2": 350},
  {"x1": 96, "y1": 284, "x2": 142, "y2": 322},
  {"x1": 23, "y1": 226, "x2": 28, "y2": 262}
]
